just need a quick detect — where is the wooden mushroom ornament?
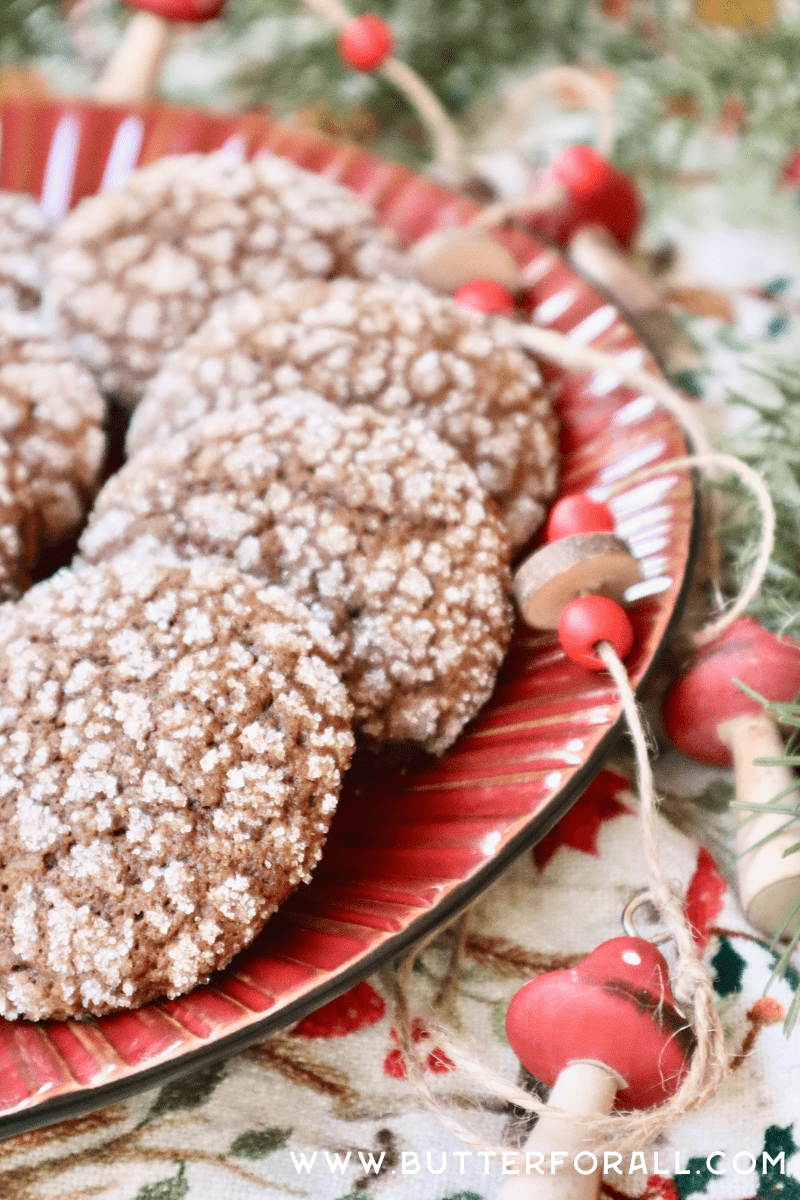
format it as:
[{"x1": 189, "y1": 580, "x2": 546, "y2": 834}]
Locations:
[
  {"x1": 93, "y1": 0, "x2": 225, "y2": 105},
  {"x1": 499, "y1": 937, "x2": 693, "y2": 1200},
  {"x1": 664, "y1": 617, "x2": 800, "y2": 938}
]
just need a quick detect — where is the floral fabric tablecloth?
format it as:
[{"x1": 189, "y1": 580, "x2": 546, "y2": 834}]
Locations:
[{"x1": 1, "y1": 769, "x2": 797, "y2": 1200}]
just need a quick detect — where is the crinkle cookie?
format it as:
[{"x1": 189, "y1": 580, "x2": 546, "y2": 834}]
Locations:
[
  {"x1": 0, "y1": 311, "x2": 105, "y2": 597},
  {"x1": 0, "y1": 557, "x2": 354, "y2": 1020},
  {"x1": 81, "y1": 393, "x2": 513, "y2": 755},
  {"x1": 0, "y1": 192, "x2": 53, "y2": 313},
  {"x1": 45, "y1": 151, "x2": 405, "y2": 403},
  {"x1": 127, "y1": 279, "x2": 558, "y2": 549}
]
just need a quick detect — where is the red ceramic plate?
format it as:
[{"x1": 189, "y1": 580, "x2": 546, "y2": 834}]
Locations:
[{"x1": 0, "y1": 98, "x2": 696, "y2": 1136}]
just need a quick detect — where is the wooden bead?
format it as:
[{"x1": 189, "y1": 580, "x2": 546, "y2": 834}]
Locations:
[
  {"x1": 410, "y1": 229, "x2": 521, "y2": 294},
  {"x1": 339, "y1": 15, "x2": 394, "y2": 72},
  {"x1": 545, "y1": 494, "x2": 614, "y2": 541},
  {"x1": 512, "y1": 532, "x2": 641, "y2": 630},
  {"x1": 452, "y1": 279, "x2": 516, "y2": 316},
  {"x1": 558, "y1": 594, "x2": 633, "y2": 669}
]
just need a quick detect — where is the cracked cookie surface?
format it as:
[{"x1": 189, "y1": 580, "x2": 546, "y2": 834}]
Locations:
[
  {"x1": 127, "y1": 279, "x2": 557, "y2": 548},
  {"x1": 82, "y1": 393, "x2": 513, "y2": 755},
  {"x1": 0, "y1": 557, "x2": 353, "y2": 1019},
  {"x1": 46, "y1": 153, "x2": 404, "y2": 403}
]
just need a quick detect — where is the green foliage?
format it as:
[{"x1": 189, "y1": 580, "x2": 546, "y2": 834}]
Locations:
[
  {"x1": 716, "y1": 364, "x2": 800, "y2": 639},
  {"x1": 229, "y1": 0, "x2": 607, "y2": 164},
  {"x1": 0, "y1": 0, "x2": 62, "y2": 60},
  {"x1": 133, "y1": 1163, "x2": 189, "y2": 1200},
  {"x1": 230, "y1": 1127, "x2": 292, "y2": 1158},
  {"x1": 695, "y1": 779, "x2": 734, "y2": 813}
]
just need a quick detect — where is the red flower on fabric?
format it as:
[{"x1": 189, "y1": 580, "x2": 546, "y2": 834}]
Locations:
[
  {"x1": 383, "y1": 1019, "x2": 454, "y2": 1078},
  {"x1": 292, "y1": 981, "x2": 386, "y2": 1038},
  {"x1": 683, "y1": 846, "x2": 727, "y2": 953},
  {"x1": 646, "y1": 1175, "x2": 679, "y2": 1200},
  {"x1": 533, "y1": 770, "x2": 629, "y2": 866}
]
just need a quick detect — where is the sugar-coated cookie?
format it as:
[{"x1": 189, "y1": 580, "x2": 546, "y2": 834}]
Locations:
[
  {"x1": 0, "y1": 310, "x2": 105, "y2": 597},
  {"x1": 0, "y1": 557, "x2": 354, "y2": 1019},
  {"x1": 0, "y1": 192, "x2": 53, "y2": 313},
  {"x1": 127, "y1": 279, "x2": 557, "y2": 548},
  {"x1": 81, "y1": 393, "x2": 513, "y2": 755},
  {"x1": 45, "y1": 152, "x2": 405, "y2": 403}
]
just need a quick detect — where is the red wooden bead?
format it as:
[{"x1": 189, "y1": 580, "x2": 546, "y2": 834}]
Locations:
[
  {"x1": 338, "y1": 15, "x2": 394, "y2": 72},
  {"x1": 527, "y1": 144, "x2": 642, "y2": 250},
  {"x1": 545, "y1": 494, "x2": 614, "y2": 541},
  {"x1": 452, "y1": 279, "x2": 516, "y2": 316},
  {"x1": 558, "y1": 595, "x2": 633, "y2": 670}
]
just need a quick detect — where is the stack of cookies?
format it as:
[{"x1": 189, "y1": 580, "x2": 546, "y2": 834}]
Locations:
[{"x1": 0, "y1": 148, "x2": 559, "y2": 1020}]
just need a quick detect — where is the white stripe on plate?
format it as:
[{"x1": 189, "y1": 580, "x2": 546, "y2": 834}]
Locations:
[
  {"x1": 625, "y1": 576, "x2": 673, "y2": 601},
  {"x1": 101, "y1": 116, "x2": 145, "y2": 192},
  {"x1": 568, "y1": 304, "x2": 618, "y2": 345},
  {"x1": 533, "y1": 288, "x2": 576, "y2": 324},
  {"x1": 215, "y1": 134, "x2": 246, "y2": 162},
  {"x1": 588, "y1": 347, "x2": 647, "y2": 396},
  {"x1": 614, "y1": 394, "x2": 657, "y2": 425},
  {"x1": 40, "y1": 115, "x2": 81, "y2": 218}
]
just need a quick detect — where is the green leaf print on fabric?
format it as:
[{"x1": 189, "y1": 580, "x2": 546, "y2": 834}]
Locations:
[
  {"x1": 143, "y1": 1061, "x2": 228, "y2": 1124},
  {"x1": 672, "y1": 1156, "x2": 716, "y2": 1200},
  {"x1": 760, "y1": 1125, "x2": 800, "y2": 1198},
  {"x1": 763, "y1": 277, "x2": 793, "y2": 296},
  {"x1": 133, "y1": 1162, "x2": 188, "y2": 1200},
  {"x1": 765, "y1": 313, "x2": 790, "y2": 340},
  {"x1": 230, "y1": 1128, "x2": 293, "y2": 1158},
  {"x1": 710, "y1": 936, "x2": 746, "y2": 996}
]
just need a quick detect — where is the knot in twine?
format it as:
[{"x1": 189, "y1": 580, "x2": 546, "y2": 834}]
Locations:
[{"x1": 392, "y1": 325, "x2": 776, "y2": 1161}]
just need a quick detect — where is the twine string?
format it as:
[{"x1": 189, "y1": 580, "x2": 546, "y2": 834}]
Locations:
[
  {"x1": 500, "y1": 66, "x2": 617, "y2": 161},
  {"x1": 301, "y1": 0, "x2": 464, "y2": 181},
  {"x1": 393, "y1": 433, "x2": 774, "y2": 1156}
]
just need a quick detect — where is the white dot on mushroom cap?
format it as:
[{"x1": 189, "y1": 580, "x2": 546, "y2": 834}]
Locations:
[{"x1": 622, "y1": 950, "x2": 642, "y2": 965}]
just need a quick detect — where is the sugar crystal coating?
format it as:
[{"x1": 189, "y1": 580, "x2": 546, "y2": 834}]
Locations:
[
  {"x1": 82, "y1": 394, "x2": 513, "y2": 754},
  {"x1": 45, "y1": 152, "x2": 405, "y2": 403},
  {"x1": 127, "y1": 279, "x2": 558, "y2": 548},
  {"x1": 0, "y1": 193, "x2": 53, "y2": 313},
  {"x1": 0, "y1": 310, "x2": 105, "y2": 597},
  {"x1": 0, "y1": 558, "x2": 354, "y2": 1019}
]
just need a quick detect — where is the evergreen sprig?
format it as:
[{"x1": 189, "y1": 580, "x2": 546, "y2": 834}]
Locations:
[
  {"x1": 729, "y1": 684, "x2": 800, "y2": 1035},
  {"x1": 0, "y1": 0, "x2": 61, "y2": 60},
  {"x1": 716, "y1": 365, "x2": 800, "y2": 638}
]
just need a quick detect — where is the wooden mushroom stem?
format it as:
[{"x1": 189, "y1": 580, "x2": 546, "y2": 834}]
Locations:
[
  {"x1": 719, "y1": 712, "x2": 800, "y2": 938},
  {"x1": 498, "y1": 1061, "x2": 623, "y2": 1200},
  {"x1": 93, "y1": 10, "x2": 171, "y2": 104}
]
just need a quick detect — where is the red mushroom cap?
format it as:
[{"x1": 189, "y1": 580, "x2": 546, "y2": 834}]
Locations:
[
  {"x1": 525, "y1": 145, "x2": 642, "y2": 250},
  {"x1": 123, "y1": 0, "x2": 224, "y2": 21},
  {"x1": 505, "y1": 936, "x2": 693, "y2": 1110},
  {"x1": 663, "y1": 616, "x2": 800, "y2": 767}
]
